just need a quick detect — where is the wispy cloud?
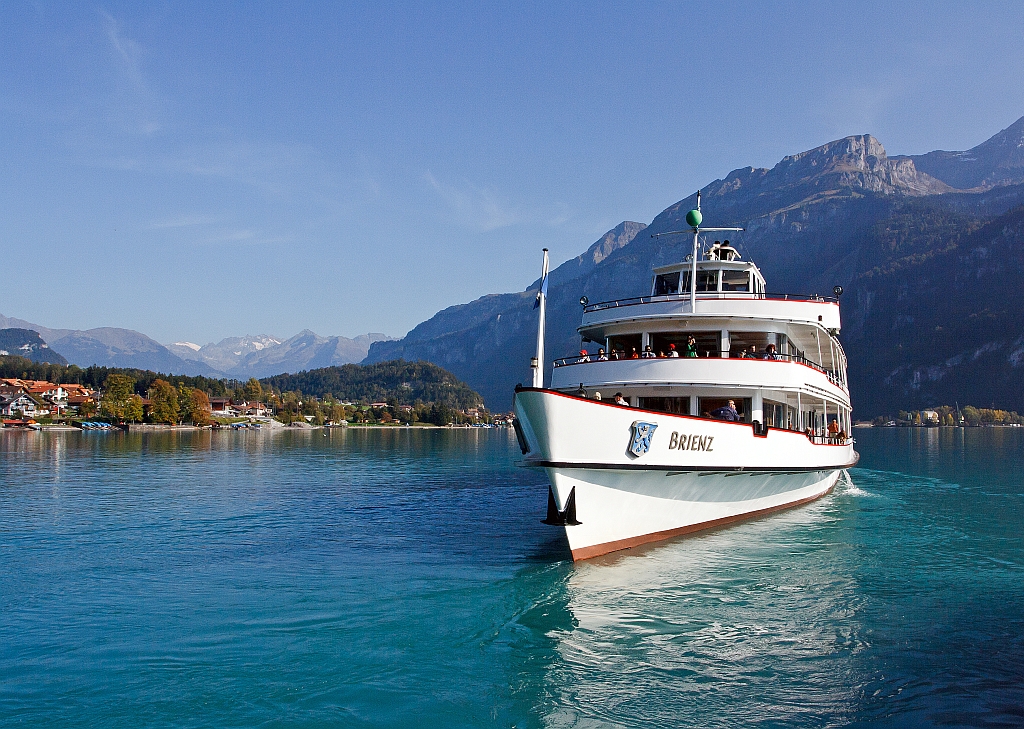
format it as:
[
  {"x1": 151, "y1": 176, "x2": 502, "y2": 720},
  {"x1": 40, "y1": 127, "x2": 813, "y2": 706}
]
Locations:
[
  {"x1": 99, "y1": 9, "x2": 161, "y2": 135},
  {"x1": 423, "y1": 171, "x2": 519, "y2": 232}
]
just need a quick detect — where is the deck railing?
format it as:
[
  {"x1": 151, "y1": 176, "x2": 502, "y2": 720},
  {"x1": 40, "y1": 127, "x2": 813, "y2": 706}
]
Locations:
[
  {"x1": 554, "y1": 350, "x2": 845, "y2": 388},
  {"x1": 582, "y1": 292, "x2": 837, "y2": 314}
]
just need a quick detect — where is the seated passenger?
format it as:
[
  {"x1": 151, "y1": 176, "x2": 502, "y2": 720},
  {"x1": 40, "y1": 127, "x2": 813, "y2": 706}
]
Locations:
[
  {"x1": 593, "y1": 391, "x2": 602, "y2": 400},
  {"x1": 748, "y1": 345, "x2": 758, "y2": 359},
  {"x1": 641, "y1": 345, "x2": 656, "y2": 358},
  {"x1": 578, "y1": 349, "x2": 590, "y2": 363},
  {"x1": 710, "y1": 400, "x2": 741, "y2": 422},
  {"x1": 668, "y1": 343, "x2": 680, "y2": 358},
  {"x1": 613, "y1": 392, "x2": 629, "y2": 407},
  {"x1": 630, "y1": 348, "x2": 640, "y2": 359},
  {"x1": 597, "y1": 348, "x2": 608, "y2": 361},
  {"x1": 658, "y1": 351, "x2": 666, "y2": 358},
  {"x1": 739, "y1": 347, "x2": 752, "y2": 359},
  {"x1": 764, "y1": 344, "x2": 779, "y2": 360}
]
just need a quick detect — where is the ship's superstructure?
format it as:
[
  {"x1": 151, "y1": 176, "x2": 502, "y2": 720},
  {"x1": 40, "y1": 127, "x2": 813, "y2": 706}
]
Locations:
[{"x1": 513, "y1": 199, "x2": 857, "y2": 560}]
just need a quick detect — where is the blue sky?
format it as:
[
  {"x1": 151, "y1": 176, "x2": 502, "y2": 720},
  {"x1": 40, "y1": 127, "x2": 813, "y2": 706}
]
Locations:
[{"x1": 2, "y1": 1, "x2": 1022, "y2": 345}]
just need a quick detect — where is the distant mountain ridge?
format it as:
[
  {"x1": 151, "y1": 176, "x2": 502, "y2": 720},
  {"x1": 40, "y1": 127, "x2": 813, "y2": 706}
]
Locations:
[
  {"x1": 367, "y1": 116, "x2": 1024, "y2": 414},
  {"x1": 0, "y1": 328, "x2": 68, "y2": 365},
  {"x1": 899, "y1": 115, "x2": 1024, "y2": 191},
  {"x1": 0, "y1": 313, "x2": 394, "y2": 379}
]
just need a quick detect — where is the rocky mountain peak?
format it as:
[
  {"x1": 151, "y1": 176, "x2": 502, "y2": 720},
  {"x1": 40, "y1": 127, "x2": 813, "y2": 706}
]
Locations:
[{"x1": 770, "y1": 134, "x2": 950, "y2": 196}]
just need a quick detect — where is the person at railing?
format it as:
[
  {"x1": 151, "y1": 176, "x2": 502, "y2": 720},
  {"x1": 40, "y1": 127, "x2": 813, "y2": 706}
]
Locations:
[
  {"x1": 641, "y1": 345, "x2": 656, "y2": 358},
  {"x1": 578, "y1": 349, "x2": 591, "y2": 363},
  {"x1": 613, "y1": 393, "x2": 629, "y2": 407},
  {"x1": 593, "y1": 391, "x2": 602, "y2": 400},
  {"x1": 597, "y1": 348, "x2": 608, "y2": 361},
  {"x1": 764, "y1": 344, "x2": 779, "y2": 360},
  {"x1": 684, "y1": 335, "x2": 698, "y2": 358},
  {"x1": 828, "y1": 419, "x2": 840, "y2": 443},
  {"x1": 711, "y1": 400, "x2": 741, "y2": 422},
  {"x1": 630, "y1": 348, "x2": 640, "y2": 359},
  {"x1": 668, "y1": 343, "x2": 679, "y2": 358}
]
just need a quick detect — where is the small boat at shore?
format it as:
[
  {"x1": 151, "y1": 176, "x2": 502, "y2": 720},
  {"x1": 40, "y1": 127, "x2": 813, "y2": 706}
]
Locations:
[{"x1": 513, "y1": 195, "x2": 857, "y2": 560}]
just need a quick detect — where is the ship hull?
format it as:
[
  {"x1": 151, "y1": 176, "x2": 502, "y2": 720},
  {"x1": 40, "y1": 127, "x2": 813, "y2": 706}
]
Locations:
[{"x1": 514, "y1": 388, "x2": 855, "y2": 560}]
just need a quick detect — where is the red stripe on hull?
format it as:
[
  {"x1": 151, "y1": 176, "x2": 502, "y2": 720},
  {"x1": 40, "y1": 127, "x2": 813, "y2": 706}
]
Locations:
[{"x1": 569, "y1": 482, "x2": 836, "y2": 561}]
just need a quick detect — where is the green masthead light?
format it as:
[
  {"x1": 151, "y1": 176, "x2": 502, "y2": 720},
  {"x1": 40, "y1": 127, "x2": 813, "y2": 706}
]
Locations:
[{"x1": 685, "y1": 209, "x2": 702, "y2": 228}]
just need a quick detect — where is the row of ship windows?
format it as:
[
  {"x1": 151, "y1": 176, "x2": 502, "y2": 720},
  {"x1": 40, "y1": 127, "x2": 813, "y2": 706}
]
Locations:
[
  {"x1": 652, "y1": 270, "x2": 765, "y2": 296},
  {"x1": 635, "y1": 396, "x2": 843, "y2": 434}
]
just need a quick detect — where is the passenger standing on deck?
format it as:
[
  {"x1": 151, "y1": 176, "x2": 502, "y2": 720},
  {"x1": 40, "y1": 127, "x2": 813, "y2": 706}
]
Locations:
[
  {"x1": 828, "y1": 419, "x2": 840, "y2": 443},
  {"x1": 685, "y1": 335, "x2": 698, "y2": 358}
]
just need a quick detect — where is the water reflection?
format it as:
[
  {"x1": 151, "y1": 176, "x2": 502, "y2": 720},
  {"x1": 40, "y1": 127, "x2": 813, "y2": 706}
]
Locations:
[{"x1": 511, "y1": 481, "x2": 865, "y2": 727}]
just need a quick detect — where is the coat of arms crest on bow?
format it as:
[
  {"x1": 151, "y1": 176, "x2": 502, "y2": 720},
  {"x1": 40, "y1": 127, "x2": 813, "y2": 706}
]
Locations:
[{"x1": 628, "y1": 421, "x2": 658, "y2": 457}]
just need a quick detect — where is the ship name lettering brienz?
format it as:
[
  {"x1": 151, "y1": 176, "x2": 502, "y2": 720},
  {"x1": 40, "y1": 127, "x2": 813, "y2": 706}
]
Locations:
[
  {"x1": 667, "y1": 432, "x2": 714, "y2": 452},
  {"x1": 514, "y1": 192, "x2": 857, "y2": 561}
]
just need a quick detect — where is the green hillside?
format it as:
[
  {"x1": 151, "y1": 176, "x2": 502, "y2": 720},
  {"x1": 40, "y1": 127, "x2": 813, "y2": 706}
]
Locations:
[{"x1": 260, "y1": 361, "x2": 484, "y2": 409}]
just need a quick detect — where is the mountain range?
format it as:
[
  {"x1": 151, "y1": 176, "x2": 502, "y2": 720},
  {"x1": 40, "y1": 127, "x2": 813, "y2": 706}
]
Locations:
[
  {"x1": 0, "y1": 313, "x2": 393, "y2": 380},
  {"x1": 366, "y1": 115, "x2": 1024, "y2": 416}
]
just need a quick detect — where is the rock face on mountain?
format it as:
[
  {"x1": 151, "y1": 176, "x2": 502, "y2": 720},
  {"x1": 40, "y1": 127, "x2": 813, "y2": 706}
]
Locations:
[
  {"x1": 367, "y1": 119, "x2": 1024, "y2": 415},
  {"x1": 0, "y1": 328, "x2": 68, "y2": 365},
  {"x1": 902, "y1": 116, "x2": 1024, "y2": 191}
]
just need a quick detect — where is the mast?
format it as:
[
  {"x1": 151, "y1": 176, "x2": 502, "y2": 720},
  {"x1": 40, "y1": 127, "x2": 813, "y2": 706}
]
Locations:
[
  {"x1": 531, "y1": 248, "x2": 550, "y2": 388},
  {"x1": 690, "y1": 191, "x2": 701, "y2": 313},
  {"x1": 651, "y1": 190, "x2": 742, "y2": 314}
]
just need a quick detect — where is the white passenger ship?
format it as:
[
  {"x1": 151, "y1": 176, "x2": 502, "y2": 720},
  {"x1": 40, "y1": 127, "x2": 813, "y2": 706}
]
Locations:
[{"x1": 513, "y1": 197, "x2": 857, "y2": 560}]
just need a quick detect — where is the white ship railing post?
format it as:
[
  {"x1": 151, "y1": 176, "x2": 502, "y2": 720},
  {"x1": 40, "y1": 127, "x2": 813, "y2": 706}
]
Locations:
[{"x1": 531, "y1": 248, "x2": 550, "y2": 388}]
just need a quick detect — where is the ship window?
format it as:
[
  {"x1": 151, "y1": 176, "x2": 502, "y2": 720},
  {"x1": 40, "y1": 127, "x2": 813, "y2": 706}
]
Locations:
[
  {"x1": 653, "y1": 272, "x2": 680, "y2": 296},
  {"x1": 728, "y1": 332, "x2": 775, "y2": 358},
  {"x1": 699, "y1": 397, "x2": 752, "y2": 422},
  {"x1": 638, "y1": 397, "x2": 690, "y2": 415},
  {"x1": 763, "y1": 400, "x2": 786, "y2": 428},
  {"x1": 721, "y1": 270, "x2": 750, "y2": 292},
  {"x1": 697, "y1": 270, "x2": 719, "y2": 292},
  {"x1": 650, "y1": 331, "x2": 721, "y2": 357},
  {"x1": 607, "y1": 334, "x2": 642, "y2": 359}
]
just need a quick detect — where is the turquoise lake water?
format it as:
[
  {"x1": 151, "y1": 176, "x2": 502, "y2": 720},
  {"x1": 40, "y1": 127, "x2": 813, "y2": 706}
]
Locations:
[{"x1": 2, "y1": 427, "x2": 1023, "y2": 728}]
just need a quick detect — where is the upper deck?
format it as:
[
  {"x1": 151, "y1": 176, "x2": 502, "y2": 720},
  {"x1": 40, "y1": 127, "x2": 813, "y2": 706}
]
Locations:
[{"x1": 579, "y1": 292, "x2": 841, "y2": 334}]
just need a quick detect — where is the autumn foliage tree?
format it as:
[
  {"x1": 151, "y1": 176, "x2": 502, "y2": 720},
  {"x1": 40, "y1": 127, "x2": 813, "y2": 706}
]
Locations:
[
  {"x1": 148, "y1": 379, "x2": 180, "y2": 424},
  {"x1": 100, "y1": 374, "x2": 136, "y2": 421}
]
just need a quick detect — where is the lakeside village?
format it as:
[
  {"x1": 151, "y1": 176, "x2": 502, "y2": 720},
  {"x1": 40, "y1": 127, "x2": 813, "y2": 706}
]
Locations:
[
  {"x1": 0, "y1": 374, "x2": 510, "y2": 431},
  {"x1": 860, "y1": 406, "x2": 1024, "y2": 428}
]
